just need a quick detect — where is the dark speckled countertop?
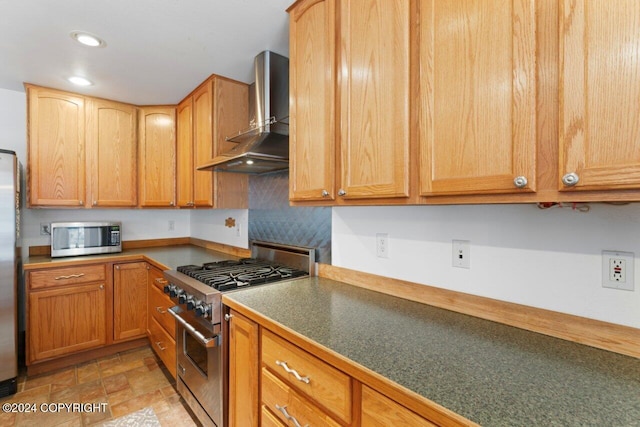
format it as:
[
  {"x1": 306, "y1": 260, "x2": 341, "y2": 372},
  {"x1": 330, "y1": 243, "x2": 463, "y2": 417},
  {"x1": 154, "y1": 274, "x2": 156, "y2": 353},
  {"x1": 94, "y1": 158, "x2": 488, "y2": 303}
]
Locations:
[
  {"x1": 23, "y1": 245, "x2": 240, "y2": 270},
  {"x1": 224, "y1": 277, "x2": 640, "y2": 427}
]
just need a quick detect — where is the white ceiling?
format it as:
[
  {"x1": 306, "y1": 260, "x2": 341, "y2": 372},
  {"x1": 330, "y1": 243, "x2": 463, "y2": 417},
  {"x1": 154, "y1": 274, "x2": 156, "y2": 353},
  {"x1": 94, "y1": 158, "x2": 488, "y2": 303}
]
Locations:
[{"x1": 0, "y1": 0, "x2": 292, "y2": 105}]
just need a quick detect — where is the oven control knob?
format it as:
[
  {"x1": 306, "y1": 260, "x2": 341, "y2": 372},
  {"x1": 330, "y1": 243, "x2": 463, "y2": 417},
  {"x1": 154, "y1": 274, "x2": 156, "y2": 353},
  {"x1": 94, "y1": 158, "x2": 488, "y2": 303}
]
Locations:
[
  {"x1": 163, "y1": 285, "x2": 171, "y2": 294},
  {"x1": 195, "y1": 304, "x2": 210, "y2": 318},
  {"x1": 186, "y1": 298, "x2": 196, "y2": 310},
  {"x1": 178, "y1": 293, "x2": 189, "y2": 304}
]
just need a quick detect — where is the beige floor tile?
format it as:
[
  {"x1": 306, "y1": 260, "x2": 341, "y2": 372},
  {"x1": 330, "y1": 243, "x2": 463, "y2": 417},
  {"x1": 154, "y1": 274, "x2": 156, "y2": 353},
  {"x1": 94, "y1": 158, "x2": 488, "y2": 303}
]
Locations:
[
  {"x1": 108, "y1": 390, "x2": 164, "y2": 418},
  {"x1": 76, "y1": 363, "x2": 101, "y2": 385},
  {"x1": 99, "y1": 359, "x2": 145, "y2": 378},
  {"x1": 24, "y1": 368, "x2": 76, "y2": 393},
  {"x1": 101, "y1": 374, "x2": 128, "y2": 395}
]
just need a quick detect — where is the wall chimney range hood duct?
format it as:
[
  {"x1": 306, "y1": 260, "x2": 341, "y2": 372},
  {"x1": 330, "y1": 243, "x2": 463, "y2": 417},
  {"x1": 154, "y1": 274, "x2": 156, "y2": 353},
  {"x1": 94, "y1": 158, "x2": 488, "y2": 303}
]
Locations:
[{"x1": 197, "y1": 51, "x2": 289, "y2": 174}]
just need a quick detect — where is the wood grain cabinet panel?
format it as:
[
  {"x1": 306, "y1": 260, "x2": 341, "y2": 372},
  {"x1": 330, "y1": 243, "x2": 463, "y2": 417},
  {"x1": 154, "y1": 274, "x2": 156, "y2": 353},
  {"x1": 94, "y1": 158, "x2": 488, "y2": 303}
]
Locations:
[
  {"x1": 86, "y1": 98, "x2": 138, "y2": 207},
  {"x1": 26, "y1": 85, "x2": 86, "y2": 207},
  {"x1": 28, "y1": 272, "x2": 106, "y2": 364},
  {"x1": 147, "y1": 265, "x2": 176, "y2": 378},
  {"x1": 176, "y1": 76, "x2": 249, "y2": 208},
  {"x1": 361, "y1": 385, "x2": 437, "y2": 427},
  {"x1": 418, "y1": 0, "x2": 537, "y2": 196},
  {"x1": 262, "y1": 329, "x2": 352, "y2": 424},
  {"x1": 138, "y1": 106, "x2": 176, "y2": 207},
  {"x1": 228, "y1": 310, "x2": 259, "y2": 427},
  {"x1": 289, "y1": 0, "x2": 337, "y2": 202},
  {"x1": 339, "y1": 0, "x2": 412, "y2": 201},
  {"x1": 113, "y1": 262, "x2": 148, "y2": 342},
  {"x1": 559, "y1": 0, "x2": 640, "y2": 191}
]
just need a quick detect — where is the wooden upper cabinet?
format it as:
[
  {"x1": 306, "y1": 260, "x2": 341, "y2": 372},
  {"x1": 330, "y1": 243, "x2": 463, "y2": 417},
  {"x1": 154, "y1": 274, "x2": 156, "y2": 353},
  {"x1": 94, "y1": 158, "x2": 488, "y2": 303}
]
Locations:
[
  {"x1": 559, "y1": 0, "x2": 640, "y2": 191},
  {"x1": 86, "y1": 98, "x2": 138, "y2": 207},
  {"x1": 339, "y1": 0, "x2": 412, "y2": 200},
  {"x1": 289, "y1": 0, "x2": 336, "y2": 202},
  {"x1": 177, "y1": 75, "x2": 249, "y2": 209},
  {"x1": 192, "y1": 81, "x2": 214, "y2": 207},
  {"x1": 176, "y1": 97, "x2": 194, "y2": 207},
  {"x1": 212, "y1": 77, "x2": 249, "y2": 209},
  {"x1": 418, "y1": 0, "x2": 537, "y2": 196},
  {"x1": 138, "y1": 106, "x2": 176, "y2": 207},
  {"x1": 26, "y1": 85, "x2": 86, "y2": 207}
]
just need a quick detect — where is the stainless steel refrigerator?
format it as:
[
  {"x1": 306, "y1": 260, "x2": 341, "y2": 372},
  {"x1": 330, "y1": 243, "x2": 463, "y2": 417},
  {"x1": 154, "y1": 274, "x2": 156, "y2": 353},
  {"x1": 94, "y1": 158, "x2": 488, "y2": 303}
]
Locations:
[{"x1": 0, "y1": 149, "x2": 18, "y2": 397}]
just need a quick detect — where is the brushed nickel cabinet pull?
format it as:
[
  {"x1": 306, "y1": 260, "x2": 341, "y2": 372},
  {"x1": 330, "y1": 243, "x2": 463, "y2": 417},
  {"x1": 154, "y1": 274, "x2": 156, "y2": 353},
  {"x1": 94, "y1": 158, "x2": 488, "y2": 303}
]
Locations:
[
  {"x1": 54, "y1": 273, "x2": 85, "y2": 280},
  {"x1": 275, "y1": 360, "x2": 310, "y2": 384},
  {"x1": 156, "y1": 306, "x2": 166, "y2": 314},
  {"x1": 274, "y1": 405, "x2": 307, "y2": 427},
  {"x1": 155, "y1": 341, "x2": 166, "y2": 351}
]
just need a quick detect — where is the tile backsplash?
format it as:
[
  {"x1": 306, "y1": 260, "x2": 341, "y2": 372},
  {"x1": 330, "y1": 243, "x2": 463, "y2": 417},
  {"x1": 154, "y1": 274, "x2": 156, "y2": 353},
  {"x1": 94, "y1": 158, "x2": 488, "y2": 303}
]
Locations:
[{"x1": 249, "y1": 171, "x2": 331, "y2": 264}]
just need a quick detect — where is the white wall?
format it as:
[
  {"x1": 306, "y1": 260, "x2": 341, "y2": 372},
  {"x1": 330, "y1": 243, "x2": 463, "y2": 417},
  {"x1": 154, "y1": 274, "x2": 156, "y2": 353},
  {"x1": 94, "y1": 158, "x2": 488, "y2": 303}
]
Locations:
[
  {"x1": 0, "y1": 87, "x2": 249, "y2": 256},
  {"x1": 332, "y1": 204, "x2": 640, "y2": 329}
]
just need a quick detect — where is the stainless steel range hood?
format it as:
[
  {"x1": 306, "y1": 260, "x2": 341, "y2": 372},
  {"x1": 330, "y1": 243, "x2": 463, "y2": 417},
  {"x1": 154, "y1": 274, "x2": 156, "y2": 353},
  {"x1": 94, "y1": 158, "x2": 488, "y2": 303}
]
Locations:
[{"x1": 197, "y1": 51, "x2": 289, "y2": 174}]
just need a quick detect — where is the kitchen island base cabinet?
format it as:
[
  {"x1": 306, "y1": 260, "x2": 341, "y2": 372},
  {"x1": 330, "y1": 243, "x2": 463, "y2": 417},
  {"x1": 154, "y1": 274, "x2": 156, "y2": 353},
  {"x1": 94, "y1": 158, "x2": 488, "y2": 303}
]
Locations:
[
  {"x1": 228, "y1": 310, "x2": 259, "y2": 427},
  {"x1": 226, "y1": 305, "x2": 452, "y2": 427}
]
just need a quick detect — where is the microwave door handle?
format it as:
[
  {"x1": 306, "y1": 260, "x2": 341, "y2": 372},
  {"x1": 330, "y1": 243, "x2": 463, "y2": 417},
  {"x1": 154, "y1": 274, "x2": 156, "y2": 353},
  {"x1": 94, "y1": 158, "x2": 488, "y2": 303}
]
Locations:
[{"x1": 168, "y1": 307, "x2": 220, "y2": 348}]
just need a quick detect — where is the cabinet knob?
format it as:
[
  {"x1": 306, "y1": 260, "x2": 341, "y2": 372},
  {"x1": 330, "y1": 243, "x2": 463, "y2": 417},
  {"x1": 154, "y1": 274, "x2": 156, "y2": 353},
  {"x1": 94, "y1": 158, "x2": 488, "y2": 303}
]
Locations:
[
  {"x1": 224, "y1": 313, "x2": 233, "y2": 322},
  {"x1": 99, "y1": 284, "x2": 104, "y2": 290},
  {"x1": 562, "y1": 172, "x2": 579, "y2": 187},
  {"x1": 92, "y1": 200, "x2": 97, "y2": 206},
  {"x1": 170, "y1": 201, "x2": 175, "y2": 206},
  {"x1": 321, "y1": 190, "x2": 329, "y2": 198},
  {"x1": 78, "y1": 200, "x2": 83, "y2": 205},
  {"x1": 115, "y1": 265, "x2": 120, "y2": 270},
  {"x1": 338, "y1": 189, "x2": 346, "y2": 196},
  {"x1": 513, "y1": 176, "x2": 528, "y2": 188}
]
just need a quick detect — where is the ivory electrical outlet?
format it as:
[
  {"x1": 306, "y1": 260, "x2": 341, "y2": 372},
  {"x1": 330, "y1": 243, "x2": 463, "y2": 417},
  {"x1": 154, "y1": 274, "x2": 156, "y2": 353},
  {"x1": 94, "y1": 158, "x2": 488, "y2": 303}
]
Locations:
[
  {"x1": 452, "y1": 240, "x2": 470, "y2": 269},
  {"x1": 602, "y1": 250, "x2": 634, "y2": 291}
]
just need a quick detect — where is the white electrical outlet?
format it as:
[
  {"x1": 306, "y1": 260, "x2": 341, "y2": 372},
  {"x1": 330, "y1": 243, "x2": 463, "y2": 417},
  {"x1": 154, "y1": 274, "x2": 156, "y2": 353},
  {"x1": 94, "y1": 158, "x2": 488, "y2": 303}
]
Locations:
[
  {"x1": 168, "y1": 220, "x2": 175, "y2": 231},
  {"x1": 376, "y1": 233, "x2": 389, "y2": 258},
  {"x1": 452, "y1": 240, "x2": 470, "y2": 269},
  {"x1": 602, "y1": 250, "x2": 634, "y2": 291}
]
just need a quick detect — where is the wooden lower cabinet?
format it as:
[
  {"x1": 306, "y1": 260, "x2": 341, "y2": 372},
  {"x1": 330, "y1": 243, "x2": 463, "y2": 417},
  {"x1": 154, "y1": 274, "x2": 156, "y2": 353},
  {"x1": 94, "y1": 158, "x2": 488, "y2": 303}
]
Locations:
[
  {"x1": 226, "y1": 306, "x2": 451, "y2": 427},
  {"x1": 28, "y1": 282, "x2": 107, "y2": 364},
  {"x1": 113, "y1": 262, "x2": 148, "y2": 341},
  {"x1": 228, "y1": 310, "x2": 259, "y2": 427},
  {"x1": 147, "y1": 265, "x2": 176, "y2": 378},
  {"x1": 361, "y1": 386, "x2": 437, "y2": 427},
  {"x1": 27, "y1": 264, "x2": 108, "y2": 365}
]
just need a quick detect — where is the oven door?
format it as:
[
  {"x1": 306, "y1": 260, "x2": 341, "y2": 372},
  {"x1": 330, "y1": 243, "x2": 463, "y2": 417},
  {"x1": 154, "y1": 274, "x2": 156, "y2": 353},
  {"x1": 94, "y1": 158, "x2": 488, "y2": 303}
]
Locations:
[{"x1": 169, "y1": 307, "x2": 223, "y2": 427}]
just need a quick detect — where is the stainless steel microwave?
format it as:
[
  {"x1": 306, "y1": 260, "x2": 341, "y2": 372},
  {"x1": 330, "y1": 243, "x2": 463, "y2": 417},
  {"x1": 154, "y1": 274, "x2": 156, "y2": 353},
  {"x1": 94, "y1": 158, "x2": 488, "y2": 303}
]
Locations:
[{"x1": 50, "y1": 221, "x2": 122, "y2": 258}]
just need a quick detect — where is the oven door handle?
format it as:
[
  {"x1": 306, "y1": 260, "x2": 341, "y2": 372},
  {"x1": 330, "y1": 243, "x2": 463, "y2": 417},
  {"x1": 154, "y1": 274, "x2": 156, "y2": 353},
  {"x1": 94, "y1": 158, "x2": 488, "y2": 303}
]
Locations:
[{"x1": 168, "y1": 307, "x2": 220, "y2": 348}]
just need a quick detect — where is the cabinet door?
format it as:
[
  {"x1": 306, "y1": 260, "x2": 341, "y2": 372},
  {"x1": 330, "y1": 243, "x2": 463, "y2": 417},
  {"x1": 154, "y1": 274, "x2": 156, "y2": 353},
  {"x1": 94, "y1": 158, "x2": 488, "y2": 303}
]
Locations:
[
  {"x1": 192, "y1": 82, "x2": 214, "y2": 207},
  {"x1": 361, "y1": 386, "x2": 436, "y2": 427},
  {"x1": 559, "y1": 0, "x2": 640, "y2": 191},
  {"x1": 212, "y1": 77, "x2": 249, "y2": 209},
  {"x1": 228, "y1": 310, "x2": 259, "y2": 427},
  {"x1": 419, "y1": 0, "x2": 536, "y2": 196},
  {"x1": 176, "y1": 97, "x2": 194, "y2": 207},
  {"x1": 138, "y1": 106, "x2": 176, "y2": 207},
  {"x1": 289, "y1": 0, "x2": 337, "y2": 202},
  {"x1": 87, "y1": 98, "x2": 138, "y2": 207},
  {"x1": 28, "y1": 283, "x2": 106, "y2": 363},
  {"x1": 339, "y1": 0, "x2": 411, "y2": 200},
  {"x1": 113, "y1": 262, "x2": 148, "y2": 342},
  {"x1": 26, "y1": 85, "x2": 86, "y2": 207}
]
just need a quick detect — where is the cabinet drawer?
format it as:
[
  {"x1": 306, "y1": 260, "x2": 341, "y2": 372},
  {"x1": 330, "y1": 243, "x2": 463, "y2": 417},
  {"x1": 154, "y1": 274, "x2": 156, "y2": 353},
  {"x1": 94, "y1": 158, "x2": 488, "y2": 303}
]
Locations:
[
  {"x1": 149, "y1": 316, "x2": 176, "y2": 379},
  {"x1": 149, "y1": 283, "x2": 175, "y2": 336},
  {"x1": 362, "y1": 385, "x2": 437, "y2": 427},
  {"x1": 29, "y1": 264, "x2": 106, "y2": 290},
  {"x1": 262, "y1": 329, "x2": 351, "y2": 423},
  {"x1": 262, "y1": 368, "x2": 341, "y2": 427},
  {"x1": 261, "y1": 405, "x2": 286, "y2": 427}
]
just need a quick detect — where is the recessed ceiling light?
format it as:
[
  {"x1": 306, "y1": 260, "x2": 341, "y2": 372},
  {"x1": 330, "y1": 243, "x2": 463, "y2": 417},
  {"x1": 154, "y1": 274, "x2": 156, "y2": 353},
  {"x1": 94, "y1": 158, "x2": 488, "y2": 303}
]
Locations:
[
  {"x1": 70, "y1": 31, "x2": 106, "y2": 48},
  {"x1": 68, "y1": 76, "x2": 93, "y2": 86}
]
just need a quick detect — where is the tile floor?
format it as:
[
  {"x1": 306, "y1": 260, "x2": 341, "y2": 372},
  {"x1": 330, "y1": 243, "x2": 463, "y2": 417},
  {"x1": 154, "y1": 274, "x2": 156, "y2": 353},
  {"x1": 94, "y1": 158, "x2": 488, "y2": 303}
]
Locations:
[{"x1": 0, "y1": 345, "x2": 201, "y2": 426}]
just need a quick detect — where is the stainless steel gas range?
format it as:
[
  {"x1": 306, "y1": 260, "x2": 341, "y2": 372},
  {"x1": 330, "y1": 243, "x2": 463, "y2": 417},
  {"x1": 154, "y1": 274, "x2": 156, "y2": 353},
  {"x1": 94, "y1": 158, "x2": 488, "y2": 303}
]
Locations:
[{"x1": 162, "y1": 241, "x2": 316, "y2": 427}]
